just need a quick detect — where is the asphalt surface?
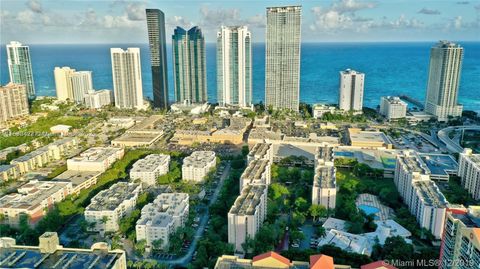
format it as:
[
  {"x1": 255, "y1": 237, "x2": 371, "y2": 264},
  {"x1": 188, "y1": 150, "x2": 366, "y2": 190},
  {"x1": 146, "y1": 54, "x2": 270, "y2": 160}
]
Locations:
[{"x1": 152, "y1": 162, "x2": 231, "y2": 266}]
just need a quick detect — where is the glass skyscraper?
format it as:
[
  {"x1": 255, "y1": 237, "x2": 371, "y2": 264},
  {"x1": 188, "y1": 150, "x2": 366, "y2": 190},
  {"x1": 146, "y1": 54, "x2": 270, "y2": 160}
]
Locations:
[
  {"x1": 6, "y1": 41, "x2": 35, "y2": 99},
  {"x1": 217, "y1": 26, "x2": 252, "y2": 107},
  {"x1": 172, "y1": 26, "x2": 207, "y2": 104},
  {"x1": 265, "y1": 6, "x2": 301, "y2": 112},
  {"x1": 146, "y1": 9, "x2": 169, "y2": 110},
  {"x1": 425, "y1": 41, "x2": 464, "y2": 121}
]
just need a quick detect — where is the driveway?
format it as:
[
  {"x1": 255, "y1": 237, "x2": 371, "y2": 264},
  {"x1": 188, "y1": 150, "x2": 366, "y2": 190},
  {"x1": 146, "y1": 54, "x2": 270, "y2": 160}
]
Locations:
[{"x1": 147, "y1": 162, "x2": 231, "y2": 266}]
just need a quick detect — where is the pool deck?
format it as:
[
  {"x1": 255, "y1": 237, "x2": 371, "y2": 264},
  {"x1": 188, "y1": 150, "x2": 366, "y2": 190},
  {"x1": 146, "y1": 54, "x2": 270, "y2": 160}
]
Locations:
[{"x1": 356, "y1": 193, "x2": 394, "y2": 221}]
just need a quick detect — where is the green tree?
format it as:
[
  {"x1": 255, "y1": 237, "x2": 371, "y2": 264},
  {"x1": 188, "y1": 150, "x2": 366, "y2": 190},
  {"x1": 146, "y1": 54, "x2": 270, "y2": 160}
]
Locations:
[{"x1": 309, "y1": 204, "x2": 327, "y2": 221}]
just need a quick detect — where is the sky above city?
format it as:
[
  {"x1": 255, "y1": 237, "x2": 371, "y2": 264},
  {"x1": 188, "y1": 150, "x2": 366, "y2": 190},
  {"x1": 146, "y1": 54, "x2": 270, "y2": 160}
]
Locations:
[{"x1": 0, "y1": 0, "x2": 479, "y2": 44}]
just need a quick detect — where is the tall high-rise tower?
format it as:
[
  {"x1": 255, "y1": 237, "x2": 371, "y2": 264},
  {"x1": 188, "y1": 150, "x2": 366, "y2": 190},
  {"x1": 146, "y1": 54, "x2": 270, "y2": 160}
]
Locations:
[
  {"x1": 146, "y1": 9, "x2": 169, "y2": 109},
  {"x1": 265, "y1": 6, "x2": 301, "y2": 112},
  {"x1": 6, "y1": 41, "x2": 35, "y2": 99},
  {"x1": 71, "y1": 71, "x2": 93, "y2": 104},
  {"x1": 54, "y1": 67, "x2": 76, "y2": 101},
  {"x1": 172, "y1": 26, "x2": 207, "y2": 104},
  {"x1": 110, "y1": 48, "x2": 144, "y2": 110},
  {"x1": 217, "y1": 26, "x2": 252, "y2": 107},
  {"x1": 425, "y1": 41, "x2": 464, "y2": 121},
  {"x1": 338, "y1": 69, "x2": 364, "y2": 112}
]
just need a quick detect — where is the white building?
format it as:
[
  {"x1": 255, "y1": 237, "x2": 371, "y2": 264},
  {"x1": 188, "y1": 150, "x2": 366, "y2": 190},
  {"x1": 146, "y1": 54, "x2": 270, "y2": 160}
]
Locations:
[
  {"x1": 136, "y1": 193, "x2": 189, "y2": 249},
  {"x1": 394, "y1": 151, "x2": 449, "y2": 239},
  {"x1": 338, "y1": 69, "x2": 364, "y2": 112},
  {"x1": 425, "y1": 41, "x2": 464, "y2": 121},
  {"x1": 228, "y1": 184, "x2": 268, "y2": 252},
  {"x1": 84, "y1": 89, "x2": 113, "y2": 109},
  {"x1": 182, "y1": 151, "x2": 216, "y2": 182},
  {"x1": 0, "y1": 83, "x2": 29, "y2": 122},
  {"x1": 0, "y1": 180, "x2": 72, "y2": 226},
  {"x1": 54, "y1": 66, "x2": 75, "y2": 101},
  {"x1": 71, "y1": 71, "x2": 93, "y2": 104},
  {"x1": 247, "y1": 143, "x2": 273, "y2": 163},
  {"x1": 217, "y1": 26, "x2": 252, "y2": 107},
  {"x1": 240, "y1": 159, "x2": 271, "y2": 189},
  {"x1": 111, "y1": 48, "x2": 144, "y2": 110},
  {"x1": 313, "y1": 104, "x2": 337, "y2": 118},
  {"x1": 312, "y1": 145, "x2": 336, "y2": 210},
  {"x1": 380, "y1": 96, "x2": 407, "y2": 120},
  {"x1": 67, "y1": 147, "x2": 124, "y2": 172},
  {"x1": 85, "y1": 182, "x2": 141, "y2": 234},
  {"x1": 130, "y1": 154, "x2": 170, "y2": 186},
  {"x1": 458, "y1": 148, "x2": 480, "y2": 200},
  {"x1": 265, "y1": 6, "x2": 302, "y2": 112}
]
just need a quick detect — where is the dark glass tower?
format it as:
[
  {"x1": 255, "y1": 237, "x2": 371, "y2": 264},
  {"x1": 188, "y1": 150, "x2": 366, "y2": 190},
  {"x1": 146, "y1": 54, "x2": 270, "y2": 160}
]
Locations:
[{"x1": 146, "y1": 9, "x2": 169, "y2": 109}]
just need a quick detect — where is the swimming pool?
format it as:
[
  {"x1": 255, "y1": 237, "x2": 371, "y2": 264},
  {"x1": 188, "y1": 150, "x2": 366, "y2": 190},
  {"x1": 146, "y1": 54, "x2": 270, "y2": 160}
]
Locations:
[{"x1": 358, "y1": 204, "x2": 380, "y2": 218}]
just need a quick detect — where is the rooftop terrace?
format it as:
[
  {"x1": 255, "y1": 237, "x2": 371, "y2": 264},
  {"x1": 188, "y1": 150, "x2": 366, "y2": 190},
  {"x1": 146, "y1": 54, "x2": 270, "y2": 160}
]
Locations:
[
  {"x1": 241, "y1": 159, "x2": 270, "y2": 182},
  {"x1": 86, "y1": 182, "x2": 141, "y2": 211},
  {"x1": 414, "y1": 181, "x2": 448, "y2": 208}
]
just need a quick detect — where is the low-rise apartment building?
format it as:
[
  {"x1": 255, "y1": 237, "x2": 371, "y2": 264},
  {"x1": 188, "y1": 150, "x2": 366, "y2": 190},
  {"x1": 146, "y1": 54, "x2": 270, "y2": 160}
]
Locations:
[
  {"x1": 52, "y1": 170, "x2": 101, "y2": 195},
  {"x1": 136, "y1": 193, "x2": 189, "y2": 249},
  {"x1": 0, "y1": 232, "x2": 126, "y2": 269},
  {"x1": 379, "y1": 96, "x2": 407, "y2": 120},
  {"x1": 348, "y1": 128, "x2": 393, "y2": 149},
  {"x1": 0, "y1": 180, "x2": 72, "y2": 226},
  {"x1": 228, "y1": 184, "x2": 268, "y2": 253},
  {"x1": 67, "y1": 147, "x2": 124, "y2": 172},
  {"x1": 458, "y1": 148, "x2": 480, "y2": 200},
  {"x1": 130, "y1": 154, "x2": 170, "y2": 186},
  {"x1": 11, "y1": 138, "x2": 77, "y2": 174},
  {"x1": 182, "y1": 151, "x2": 216, "y2": 182},
  {"x1": 84, "y1": 182, "x2": 141, "y2": 234},
  {"x1": 0, "y1": 164, "x2": 19, "y2": 181}
]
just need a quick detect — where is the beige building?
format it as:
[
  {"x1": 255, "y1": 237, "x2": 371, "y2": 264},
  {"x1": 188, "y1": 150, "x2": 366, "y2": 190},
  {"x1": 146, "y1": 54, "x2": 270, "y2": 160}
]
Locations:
[
  {"x1": 182, "y1": 151, "x2": 216, "y2": 182},
  {"x1": 348, "y1": 128, "x2": 393, "y2": 149},
  {"x1": 228, "y1": 184, "x2": 268, "y2": 252},
  {"x1": 0, "y1": 180, "x2": 72, "y2": 226},
  {"x1": 11, "y1": 138, "x2": 77, "y2": 175},
  {"x1": 380, "y1": 96, "x2": 407, "y2": 120},
  {"x1": 67, "y1": 147, "x2": 124, "y2": 172},
  {"x1": 247, "y1": 143, "x2": 273, "y2": 163},
  {"x1": 0, "y1": 83, "x2": 29, "y2": 122},
  {"x1": 215, "y1": 251, "x2": 351, "y2": 269},
  {"x1": 111, "y1": 115, "x2": 164, "y2": 147},
  {"x1": 52, "y1": 170, "x2": 101, "y2": 195},
  {"x1": 130, "y1": 154, "x2": 170, "y2": 186},
  {"x1": 84, "y1": 182, "x2": 141, "y2": 234},
  {"x1": 136, "y1": 193, "x2": 189, "y2": 249},
  {"x1": 84, "y1": 89, "x2": 113, "y2": 109},
  {"x1": 0, "y1": 232, "x2": 126, "y2": 269},
  {"x1": 54, "y1": 66, "x2": 75, "y2": 101},
  {"x1": 439, "y1": 206, "x2": 480, "y2": 269},
  {"x1": 458, "y1": 148, "x2": 480, "y2": 200},
  {"x1": 394, "y1": 151, "x2": 449, "y2": 239},
  {"x1": 0, "y1": 164, "x2": 19, "y2": 181},
  {"x1": 312, "y1": 145, "x2": 336, "y2": 210},
  {"x1": 111, "y1": 48, "x2": 144, "y2": 110}
]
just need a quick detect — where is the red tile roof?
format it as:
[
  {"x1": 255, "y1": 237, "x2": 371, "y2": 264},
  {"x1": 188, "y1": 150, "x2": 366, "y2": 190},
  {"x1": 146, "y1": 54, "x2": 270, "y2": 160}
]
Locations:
[
  {"x1": 252, "y1": 251, "x2": 291, "y2": 266},
  {"x1": 310, "y1": 254, "x2": 334, "y2": 269},
  {"x1": 361, "y1": 261, "x2": 398, "y2": 269}
]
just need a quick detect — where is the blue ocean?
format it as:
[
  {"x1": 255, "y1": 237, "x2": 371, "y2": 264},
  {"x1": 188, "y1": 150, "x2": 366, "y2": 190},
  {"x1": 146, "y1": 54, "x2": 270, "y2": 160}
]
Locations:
[{"x1": 1, "y1": 42, "x2": 479, "y2": 111}]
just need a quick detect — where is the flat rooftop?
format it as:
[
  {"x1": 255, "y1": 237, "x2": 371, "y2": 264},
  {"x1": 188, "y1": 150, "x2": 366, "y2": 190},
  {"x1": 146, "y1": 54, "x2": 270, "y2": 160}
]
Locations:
[
  {"x1": 137, "y1": 193, "x2": 188, "y2": 227},
  {"x1": 414, "y1": 181, "x2": 448, "y2": 208},
  {"x1": 316, "y1": 145, "x2": 334, "y2": 163},
  {"x1": 0, "y1": 248, "x2": 123, "y2": 269},
  {"x1": 350, "y1": 131, "x2": 390, "y2": 144},
  {"x1": 0, "y1": 180, "x2": 71, "y2": 211},
  {"x1": 420, "y1": 153, "x2": 458, "y2": 177},
  {"x1": 112, "y1": 132, "x2": 162, "y2": 144},
  {"x1": 398, "y1": 151, "x2": 431, "y2": 174},
  {"x1": 52, "y1": 170, "x2": 101, "y2": 188},
  {"x1": 229, "y1": 184, "x2": 266, "y2": 216},
  {"x1": 86, "y1": 182, "x2": 140, "y2": 211},
  {"x1": 241, "y1": 159, "x2": 270, "y2": 182},
  {"x1": 131, "y1": 154, "x2": 170, "y2": 173},
  {"x1": 68, "y1": 147, "x2": 122, "y2": 164},
  {"x1": 248, "y1": 143, "x2": 272, "y2": 159},
  {"x1": 183, "y1": 151, "x2": 216, "y2": 168},
  {"x1": 314, "y1": 165, "x2": 336, "y2": 188}
]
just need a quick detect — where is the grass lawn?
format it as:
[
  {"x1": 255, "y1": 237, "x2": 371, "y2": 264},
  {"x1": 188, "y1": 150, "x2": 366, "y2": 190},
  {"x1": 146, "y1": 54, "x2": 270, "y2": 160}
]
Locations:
[{"x1": 0, "y1": 112, "x2": 91, "y2": 149}]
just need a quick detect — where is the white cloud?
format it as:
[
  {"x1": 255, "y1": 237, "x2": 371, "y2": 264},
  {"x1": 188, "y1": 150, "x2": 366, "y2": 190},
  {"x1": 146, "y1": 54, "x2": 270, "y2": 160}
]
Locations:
[
  {"x1": 27, "y1": 0, "x2": 43, "y2": 14},
  {"x1": 199, "y1": 5, "x2": 264, "y2": 29},
  {"x1": 418, "y1": 8, "x2": 441, "y2": 15},
  {"x1": 454, "y1": 16, "x2": 463, "y2": 29},
  {"x1": 332, "y1": 0, "x2": 376, "y2": 13},
  {"x1": 125, "y1": 2, "x2": 145, "y2": 21},
  {"x1": 16, "y1": 10, "x2": 35, "y2": 24}
]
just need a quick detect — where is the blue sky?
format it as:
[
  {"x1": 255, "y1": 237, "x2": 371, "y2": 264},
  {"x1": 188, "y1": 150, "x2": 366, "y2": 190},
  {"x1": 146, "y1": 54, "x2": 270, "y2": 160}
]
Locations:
[{"x1": 1, "y1": 0, "x2": 479, "y2": 44}]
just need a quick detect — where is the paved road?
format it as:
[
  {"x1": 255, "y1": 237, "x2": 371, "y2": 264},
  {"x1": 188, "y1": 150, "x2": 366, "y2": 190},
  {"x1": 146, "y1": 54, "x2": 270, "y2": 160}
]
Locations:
[
  {"x1": 438, "y1": 125, "x2": 480, "y2": 153},
  {"x1": 152, "y1": 162, "x2": 231, "y2": 266}
]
